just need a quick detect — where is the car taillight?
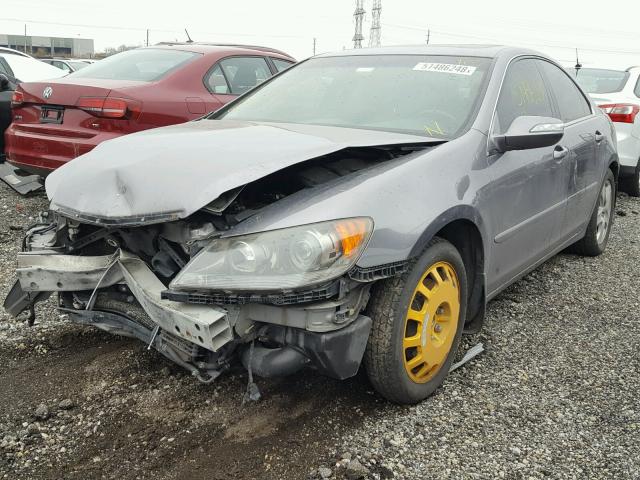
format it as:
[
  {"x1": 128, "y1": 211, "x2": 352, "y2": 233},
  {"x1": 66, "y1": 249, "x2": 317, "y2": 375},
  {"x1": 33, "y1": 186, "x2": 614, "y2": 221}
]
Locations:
[
  {"x1": 76, "y1": 97, "x2": 142, "y2": 119},
  {"x1": 599, "y1": 103, "x2": 640, "y2": 124},
  {"x1": 10, "y1": 91, "x2": 24, "y2": 108}
]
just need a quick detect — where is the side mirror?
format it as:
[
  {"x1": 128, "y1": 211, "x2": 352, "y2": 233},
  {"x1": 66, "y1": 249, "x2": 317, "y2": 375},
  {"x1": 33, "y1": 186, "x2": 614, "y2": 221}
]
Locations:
[
  {"x1": 0, "y1": 74, "x2": 9, "y2": 91},
  {"x1": 492, "y1": 116, "x2": 564, "y2": 153}
]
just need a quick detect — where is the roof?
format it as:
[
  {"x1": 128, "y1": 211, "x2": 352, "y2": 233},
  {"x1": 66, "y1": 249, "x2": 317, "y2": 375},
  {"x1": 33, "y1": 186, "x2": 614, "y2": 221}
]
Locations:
[
  {"x1": 562, "y1": 63, "x2": 640, "y2": 72},
  {"x1": 153, "y1": 42, "x2": 293, "y2": 59},
  {"x1": 316, "y1": 44, "x2": 542, "y2": 59},
  {"x1": 0, "y1": 46, "x2": 31, "y2": 58}
]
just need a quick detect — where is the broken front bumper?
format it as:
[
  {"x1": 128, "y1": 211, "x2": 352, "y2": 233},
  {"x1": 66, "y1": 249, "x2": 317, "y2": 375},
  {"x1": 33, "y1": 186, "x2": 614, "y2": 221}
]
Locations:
[
  {"x1": 5, "y1": 248, "x2": 372, "y2": 381},
  {"x1": 11, "y1": 250, "x2": 233, "y2": 352}
]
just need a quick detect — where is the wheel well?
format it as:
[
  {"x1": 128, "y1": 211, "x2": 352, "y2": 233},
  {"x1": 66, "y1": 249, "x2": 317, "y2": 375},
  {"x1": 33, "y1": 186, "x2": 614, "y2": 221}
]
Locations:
[
  {"x1": 435, "y1": 219, "x2": 485, "y2": 332},
  {"x1": 609, "y1": 160, "x2": 620, "y2": 182}
]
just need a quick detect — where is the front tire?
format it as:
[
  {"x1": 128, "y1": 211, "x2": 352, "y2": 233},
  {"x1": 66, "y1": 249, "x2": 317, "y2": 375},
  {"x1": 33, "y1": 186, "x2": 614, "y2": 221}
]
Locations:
[
  {"x1": 573, "y1": 169, "x2": 615, "y2": 256},
  {"x1": 364, "y1": 238, "x2": 467, "y2": 404}
]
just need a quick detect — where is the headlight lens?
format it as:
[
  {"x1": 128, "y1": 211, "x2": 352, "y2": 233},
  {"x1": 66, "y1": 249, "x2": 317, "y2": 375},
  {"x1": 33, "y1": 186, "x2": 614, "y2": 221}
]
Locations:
[{"x1": 170, "y1": 217, "x2": 373, "y2": 291}]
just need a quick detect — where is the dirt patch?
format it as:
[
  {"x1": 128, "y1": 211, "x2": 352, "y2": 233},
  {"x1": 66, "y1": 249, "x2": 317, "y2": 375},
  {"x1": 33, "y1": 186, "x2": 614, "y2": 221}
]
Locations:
[{"x1": 0, "y1": 323, "x2": 381, "y2": 480}]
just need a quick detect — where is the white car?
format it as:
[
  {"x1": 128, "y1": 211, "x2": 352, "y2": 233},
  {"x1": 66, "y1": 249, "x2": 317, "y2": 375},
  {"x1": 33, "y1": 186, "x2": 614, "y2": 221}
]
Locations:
[
  {"x1": 569, "y1": 65, "x2": 640, "y2": 196},
  {"x1": 0, "y1": 48, "x2": 66, "y2": 177},
  {"x1": 41, "y1": 58, "x2": 90, "y2": 73},
  {"x1": 0, "y1": 47, "x2": 30, "y2": 58},
  {"x1": 0, "y1": 48, "x2": 66, "y2": 83}
]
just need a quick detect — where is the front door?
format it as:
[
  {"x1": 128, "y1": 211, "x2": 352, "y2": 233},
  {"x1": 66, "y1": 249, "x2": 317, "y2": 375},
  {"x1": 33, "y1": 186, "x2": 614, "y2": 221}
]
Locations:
[{"x1": 485, "y1": 58, "x2": 569, "y2": 295}]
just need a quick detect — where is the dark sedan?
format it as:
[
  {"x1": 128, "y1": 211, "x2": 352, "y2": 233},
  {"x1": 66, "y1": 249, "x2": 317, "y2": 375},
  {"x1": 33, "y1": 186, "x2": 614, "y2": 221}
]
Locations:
[{"x1": 4, "y1": 45, "x2": 618, "y2": 404}]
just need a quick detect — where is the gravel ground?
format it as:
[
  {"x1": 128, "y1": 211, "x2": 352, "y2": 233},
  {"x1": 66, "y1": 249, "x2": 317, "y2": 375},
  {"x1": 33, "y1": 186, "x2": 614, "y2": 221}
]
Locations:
[{"x1": 0, "y1": 183, "x2": 638, "y2": 480}]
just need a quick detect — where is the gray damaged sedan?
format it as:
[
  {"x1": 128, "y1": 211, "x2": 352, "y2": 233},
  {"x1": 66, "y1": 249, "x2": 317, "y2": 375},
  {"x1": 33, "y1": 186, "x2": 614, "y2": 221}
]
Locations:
[{"x1": 4, "y1": 46, "x2": 618, "y2": 404}]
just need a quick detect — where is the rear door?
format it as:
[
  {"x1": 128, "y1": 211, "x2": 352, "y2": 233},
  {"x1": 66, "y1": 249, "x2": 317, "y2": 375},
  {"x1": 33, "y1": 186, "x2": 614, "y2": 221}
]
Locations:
[
  {"x1": 204, "y1": 56, "x2": 273, "y2": 106},
  {"x1": 537, "y1": 60, "x2": 600, "y2": 242},
  {"x1": 485, "y1": 58, "x2": 569, "y2": 295}
]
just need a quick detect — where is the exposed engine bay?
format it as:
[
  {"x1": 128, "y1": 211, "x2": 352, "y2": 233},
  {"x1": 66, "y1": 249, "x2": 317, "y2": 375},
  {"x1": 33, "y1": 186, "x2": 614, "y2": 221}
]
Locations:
[{"x1": 5, "y1": 145, "x2": 424, "y2": 387}]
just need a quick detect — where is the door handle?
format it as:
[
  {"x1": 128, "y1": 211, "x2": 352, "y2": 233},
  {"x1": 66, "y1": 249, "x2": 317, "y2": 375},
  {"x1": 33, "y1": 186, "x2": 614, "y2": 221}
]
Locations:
[
  {"x1": 553, "y1": 145, "x2": 569, "y2": 160},
  {"x1": 595, "y1": 131, "x2": 604, "y2": 143}
]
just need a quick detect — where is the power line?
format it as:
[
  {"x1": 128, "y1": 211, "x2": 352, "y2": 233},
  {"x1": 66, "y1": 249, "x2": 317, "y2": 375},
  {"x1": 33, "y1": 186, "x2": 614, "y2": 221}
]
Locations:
[
  {"x1": 1, "y1": 17, "x2": 308, "y2": 40},
  {"x1": 382, "y1": 21, "x2": 640, "y2": 56}
]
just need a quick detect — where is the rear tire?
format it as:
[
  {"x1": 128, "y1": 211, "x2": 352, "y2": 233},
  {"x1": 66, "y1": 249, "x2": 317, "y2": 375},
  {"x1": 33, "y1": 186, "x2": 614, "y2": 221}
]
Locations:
[
  {"x1": 363, "y1": 238, "x2": 467, "y2": 404},
  {"x1": 620, "y1": 164, "x2": 640, "y2": 197},
  {"x1": 572, "y1": 169, "x2": 615, "y2": 256}
]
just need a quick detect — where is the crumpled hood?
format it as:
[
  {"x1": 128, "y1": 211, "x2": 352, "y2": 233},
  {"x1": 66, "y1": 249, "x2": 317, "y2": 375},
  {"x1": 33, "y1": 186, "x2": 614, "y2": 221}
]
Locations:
[{"x1": 46, "y1": 120, "x2": 435, "y2": 224}]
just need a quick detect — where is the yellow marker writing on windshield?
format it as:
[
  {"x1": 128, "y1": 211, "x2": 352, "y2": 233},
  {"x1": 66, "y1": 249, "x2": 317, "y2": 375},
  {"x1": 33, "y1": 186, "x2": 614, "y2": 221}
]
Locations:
[{"x1": 424, "y1": 121, "x2": 445, "y2": 136}]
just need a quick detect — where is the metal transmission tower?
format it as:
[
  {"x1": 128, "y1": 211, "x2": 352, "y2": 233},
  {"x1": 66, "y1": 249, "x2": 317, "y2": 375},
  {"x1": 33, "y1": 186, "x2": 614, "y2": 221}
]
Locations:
[
  {"x1": 368, "y1": 0, "x2": 382, "y2": 48},
  {"x1": 352, "y1": 0, "x2": 365, "y2": 49}
]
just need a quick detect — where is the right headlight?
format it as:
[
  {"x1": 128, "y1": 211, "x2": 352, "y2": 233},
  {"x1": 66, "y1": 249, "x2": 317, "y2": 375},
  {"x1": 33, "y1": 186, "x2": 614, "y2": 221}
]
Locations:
[{"x1": 170, "y1": 217, "x2": 373, "y2": 292}]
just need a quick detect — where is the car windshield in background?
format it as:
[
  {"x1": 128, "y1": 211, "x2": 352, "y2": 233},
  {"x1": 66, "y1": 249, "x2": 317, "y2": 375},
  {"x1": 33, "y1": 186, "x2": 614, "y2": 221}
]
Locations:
[
  {"x1": 68, "y1": 48, "x2": 200, "y2": 82},
  {"x1": 218, "y1": 55, "x2": 492, "y2": 138},
  {"x1": 570, "y1": 68, "x2": 629, "y2": 94},
  {"x1": 68, "y1": 61, "x2": 89, "y2": 70}
]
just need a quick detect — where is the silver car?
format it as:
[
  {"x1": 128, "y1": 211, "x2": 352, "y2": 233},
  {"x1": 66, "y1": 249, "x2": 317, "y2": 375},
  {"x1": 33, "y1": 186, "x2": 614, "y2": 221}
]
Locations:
[{"x1": 4, "y1": 45, "x2": 618, "y2": 404}]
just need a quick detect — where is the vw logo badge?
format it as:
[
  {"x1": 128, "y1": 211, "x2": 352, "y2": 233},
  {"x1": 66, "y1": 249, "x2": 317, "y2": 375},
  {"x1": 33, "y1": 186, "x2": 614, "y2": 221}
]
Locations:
[{"x1": 43, "y1": 86, "x2": 53, "y2": 99}]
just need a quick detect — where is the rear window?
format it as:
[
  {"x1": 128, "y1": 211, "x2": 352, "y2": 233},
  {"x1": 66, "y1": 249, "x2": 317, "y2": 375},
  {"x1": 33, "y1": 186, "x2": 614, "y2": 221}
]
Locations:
[
  {"x1": 68, "y1": 48, "x2": 200, "y2": 82},
  {"x1": 569, "y1": 68, "x2": 629, "y2": 94},
  {"x1": 272, "y1": 57, "x2": 294, "y2": 72}
]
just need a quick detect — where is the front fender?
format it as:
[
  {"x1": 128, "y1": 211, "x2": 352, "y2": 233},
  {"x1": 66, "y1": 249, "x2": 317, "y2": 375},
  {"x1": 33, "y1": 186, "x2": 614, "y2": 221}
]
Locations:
[{"x1": 408, "y1": 205, "x2": 489, "y2": 261}]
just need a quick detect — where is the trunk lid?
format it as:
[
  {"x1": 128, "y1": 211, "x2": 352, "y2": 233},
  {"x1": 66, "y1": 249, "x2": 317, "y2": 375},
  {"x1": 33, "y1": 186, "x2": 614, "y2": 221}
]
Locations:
[
  {"x1": 18, "y1": 78, "x2": 145, "y2": 106},
  {"x1": 588, "y1": 91, "x2": 630, "y2": 106}
]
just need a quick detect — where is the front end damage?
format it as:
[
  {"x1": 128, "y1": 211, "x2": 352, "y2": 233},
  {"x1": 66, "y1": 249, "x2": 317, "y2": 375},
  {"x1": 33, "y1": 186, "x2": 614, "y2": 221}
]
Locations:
[
  {"x1": 5, "y1": 214, "x2": 374, "y2": 383},
  {"x1": 3, "y1": 144, "x2": 427, "y2": 385}
]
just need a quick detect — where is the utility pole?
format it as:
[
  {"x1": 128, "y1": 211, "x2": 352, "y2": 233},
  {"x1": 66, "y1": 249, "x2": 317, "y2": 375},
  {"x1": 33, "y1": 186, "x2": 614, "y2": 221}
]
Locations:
[
  {"x1": 313, "y1": 37, "x2": 316, "y2": 56},
  {"x1": 426, "y1": 29, "x2": 430, "y2": 44},
  {"x1": 368, "y1": 0, "x2": 382, "y2": 48},
  {"x1": 146, "y1": 29, "x2": 149, "y2": 47},
  {"x1": 24, "y1": 24, "x2": 27, "y2": 54},
  {"x1": 352, "y1": 0, "x2": 365, "y2": 49}
]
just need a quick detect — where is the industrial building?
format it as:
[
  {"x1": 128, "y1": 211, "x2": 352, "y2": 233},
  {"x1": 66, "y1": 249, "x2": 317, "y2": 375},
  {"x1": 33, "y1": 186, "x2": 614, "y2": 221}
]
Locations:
[{"x1": 0, "y1": 34, "x2": 94, "y2": 58}]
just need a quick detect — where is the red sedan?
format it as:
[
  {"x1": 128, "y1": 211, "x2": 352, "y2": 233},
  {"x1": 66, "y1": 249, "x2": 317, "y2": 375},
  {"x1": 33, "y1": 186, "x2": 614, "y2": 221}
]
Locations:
[{"x1": 4, "y1": 43, "x2": 295, "y2": 175}]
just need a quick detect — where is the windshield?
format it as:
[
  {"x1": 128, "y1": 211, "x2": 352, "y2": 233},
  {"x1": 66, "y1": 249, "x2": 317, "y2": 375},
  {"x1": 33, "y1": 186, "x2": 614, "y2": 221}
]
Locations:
[
  {"x1": 218, "y1": 55, "x2": 492, "y2": 138},
  {"x1": 569, "y1": 68, "x2": 629, "y2": 94},
  {"x1": 68, "y1": 48, "x2": 200, "y2": 82},
  {"x1": 68, "y1": 61, "x2": 89, "y2": 70}
]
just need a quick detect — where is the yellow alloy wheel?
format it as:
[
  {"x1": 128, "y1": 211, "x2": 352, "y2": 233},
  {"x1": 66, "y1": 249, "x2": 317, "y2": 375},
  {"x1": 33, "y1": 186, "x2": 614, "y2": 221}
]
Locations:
[{"x1": 402, "y1": 261, "x2": 460, "y2": 383}]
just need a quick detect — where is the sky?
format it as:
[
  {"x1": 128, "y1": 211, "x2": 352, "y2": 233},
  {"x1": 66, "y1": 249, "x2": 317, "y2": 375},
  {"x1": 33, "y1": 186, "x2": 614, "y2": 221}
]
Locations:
[{"x1": 2, "y1": 0, "x2": 640, "y2": 67}]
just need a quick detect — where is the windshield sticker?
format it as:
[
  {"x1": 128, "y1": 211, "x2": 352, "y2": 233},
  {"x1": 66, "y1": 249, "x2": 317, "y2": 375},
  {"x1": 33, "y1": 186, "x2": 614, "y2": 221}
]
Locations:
[
  {"x1": 413, "y1": 63, "x2": 477, "y2": 75},
  {"x1": 356, "y1": 67, "x2": 375, "y2": 73}
]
